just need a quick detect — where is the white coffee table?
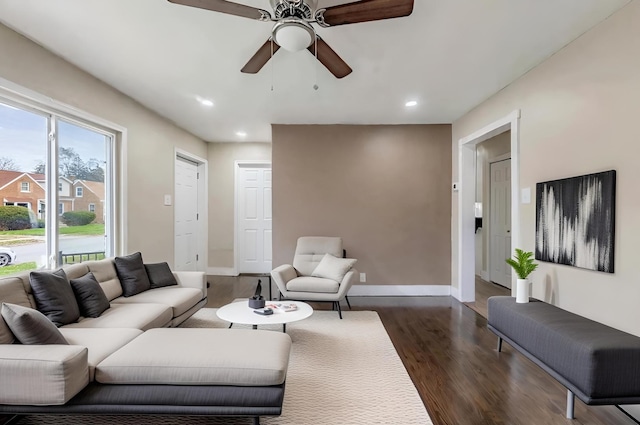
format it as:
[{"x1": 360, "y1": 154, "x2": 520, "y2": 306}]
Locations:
[{"x1": 216, "y1": 301, "x2": 313, "y2": 333}]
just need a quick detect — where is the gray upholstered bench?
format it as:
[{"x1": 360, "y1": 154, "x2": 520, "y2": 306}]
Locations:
[{"x1": 487, "y1": 296, "x2": 640, "y2": 419}]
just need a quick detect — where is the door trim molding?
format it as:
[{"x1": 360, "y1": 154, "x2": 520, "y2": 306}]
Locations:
[
  {"x1": 175, "y1": 148, "x2": 208, "y2": 272},
  {"x1": 456, "y1": 110, "x2": 520, "y2": 302},
  {"x1": 234, "y1": 161, "x2": 272, "y2": 275}
]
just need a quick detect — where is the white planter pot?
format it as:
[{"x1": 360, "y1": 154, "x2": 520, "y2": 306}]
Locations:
[{"x1": 516, "y1": 279, "x2": 530, "y2": 303}]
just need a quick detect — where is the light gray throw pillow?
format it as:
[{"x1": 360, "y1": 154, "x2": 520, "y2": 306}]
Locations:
[
  {"x1": 1, "y1": 303, "x2": 68, "y2": 345},
  {"x1": 311, "y1": 254, "x2": 357, "y2": 283}
]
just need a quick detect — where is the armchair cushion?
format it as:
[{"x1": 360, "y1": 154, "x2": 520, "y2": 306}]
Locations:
[
  {"x1": 287, "y1": 276, "x2": 340, "y2": 294},
  {"x1": 311, "y1": 254, "x2": 357, "y2": 283},
  {"x1": 293, "y1": 237, "x2": 343, "y2": 276}
]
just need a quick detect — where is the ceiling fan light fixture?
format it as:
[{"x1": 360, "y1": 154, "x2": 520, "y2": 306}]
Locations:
[{"x1": 272, "y1": 18, "x2": 315, "y2": 52}]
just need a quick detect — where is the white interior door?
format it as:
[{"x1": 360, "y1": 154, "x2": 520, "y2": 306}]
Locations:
[
  {"x1": 237, "y1": 164, "x2": 272, "y2": 273},
  {"x1": 489, "y1": 159, "x2": 512, "y2": 288},
  {"x1": 175, "y1": 157, "x2": 199, "y2": 271}
]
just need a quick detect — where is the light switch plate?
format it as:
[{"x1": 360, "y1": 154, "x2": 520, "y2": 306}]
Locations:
[
  {"x1": 521, "y1": 188, "x2": 531, "y2": 204},
  {"x1": 164, "y1": 194, "x2": 172, "y2": 206}
]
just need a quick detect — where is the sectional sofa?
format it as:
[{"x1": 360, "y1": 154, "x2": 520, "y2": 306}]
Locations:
[{"x1": 0, "y1": 255, "x2": 292, "y2": 425}]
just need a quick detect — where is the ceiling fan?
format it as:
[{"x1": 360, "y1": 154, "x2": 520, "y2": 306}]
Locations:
[{"x1": 167, "y1": 0, "x2": 414, "y2": 78}]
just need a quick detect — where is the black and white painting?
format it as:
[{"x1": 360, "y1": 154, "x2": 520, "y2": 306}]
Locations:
[{"x1": 535, "y1": 170, "x2": 616, "y2": 273}]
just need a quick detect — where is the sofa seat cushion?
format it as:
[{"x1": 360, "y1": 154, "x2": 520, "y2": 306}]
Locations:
[
  {"x1": 110, "y1": 287, "x2": 203, "y2": 318},
  {"x1": 95, "y1": 328, "x2": 292, "y2": 387},
  {"x1": 61, "y1": 303, "x2": 172, "y2": 331},
  {"x1": 60, "y1": 328, "x2": 143, "y2": 381},
  {"x1": 0, "y1": 344, "x2": 88, "y2": 405},
  {"x1": 286, "y1": 276, "x2": 339, "y2": 294}
]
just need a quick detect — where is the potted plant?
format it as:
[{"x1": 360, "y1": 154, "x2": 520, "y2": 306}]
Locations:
[{"x1": 505, "y1": 248, "x2": 538, "y2": 303}]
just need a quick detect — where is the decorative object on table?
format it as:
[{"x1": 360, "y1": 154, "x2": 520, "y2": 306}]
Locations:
[
  {"x1": 535, "y1": 170, "x2": 616, "y2": 273},
  {"x1": 506, "y1": 248, "x2": 539, "y2": 303},
  {"x1": 266, "y1": 302, "x2": 299, "y2": 313},
  {"x1": 248, "y1": 279, "x2": 266, "y2": 309}
]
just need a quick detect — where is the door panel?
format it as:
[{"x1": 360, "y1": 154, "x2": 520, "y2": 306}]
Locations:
[
  {"x1": 175, "y1": 157, "x2": 198, "y2": 271},
  {"x1": 490, "y1": 159, "x2": 512, "y2": 288},
  {"x1": 237, "y1": 164, "x2": 272, "y2": 273}
]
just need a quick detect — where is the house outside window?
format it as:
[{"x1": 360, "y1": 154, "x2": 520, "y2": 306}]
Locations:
[
  {"x1": 58, "y1": 183, "x2": 62, "y2": 192},
  {"x1": 58, "y1": 203, "x2": 63, "y2": 215},
  {"x1": 89, "y1": 203, "x2": 95, "y2": 213},
  {"x1": 76, "y1": 187, "x2": 83, "y2": 197},
  {"x1": 21, "y1": 181, "x2": 30, "y2": 192}
]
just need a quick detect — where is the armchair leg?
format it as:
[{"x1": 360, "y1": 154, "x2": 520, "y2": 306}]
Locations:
[
  {"x1": 345, "y1": 296, "x2": 352, "y2": 310},
  {"x1": 335, "y1": 301, "x2": 343, "y2": 319}
]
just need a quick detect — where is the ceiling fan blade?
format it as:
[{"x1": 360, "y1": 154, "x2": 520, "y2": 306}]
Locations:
[
  {"x1": 307, "y1": 38, "x2": 352, "y2": 79},
  {"x1": 241, "y1": 39, "x2": 281, "y2": 74},
  {"x1": 319, "y1": 0, "x2": 414, "y2": 27},
  {"x1": 167, "y1": 0, "x2": 267, "y2": 20}
]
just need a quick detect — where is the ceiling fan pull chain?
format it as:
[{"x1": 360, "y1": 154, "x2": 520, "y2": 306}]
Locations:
[
  {"x1": 313, "y1": 36, "x2": 319, "y2": 91},
  {"x1": 271, "y1": 37, "x2": 274, "y2": 92}
]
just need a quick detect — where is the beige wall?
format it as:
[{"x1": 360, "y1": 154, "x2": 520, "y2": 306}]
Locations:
[
  {"x1": 272, "y1": 124, "x2": 452, "y2": 286},
  {"x1": 452, "y1": 1, "x2": 640, "y2": 334},
  {"x1": 0, "y1": 23, "x2": 207, "y2": 265},
  {"x1": 207, "y1": 142, "x2": 271, "y2": 269}
]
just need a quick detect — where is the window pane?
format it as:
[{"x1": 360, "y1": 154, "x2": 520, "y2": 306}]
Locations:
[
  {"x1": 58, "y1": 120, "x2": 107, "y2": 264},
  {"x1": 0, "y1": 102, "x2": 48, "y2": 274}
]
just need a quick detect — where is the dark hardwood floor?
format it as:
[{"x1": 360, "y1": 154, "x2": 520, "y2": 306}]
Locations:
[{"x1": 208, "y1": 276, "x2": 634, "y2": 425}]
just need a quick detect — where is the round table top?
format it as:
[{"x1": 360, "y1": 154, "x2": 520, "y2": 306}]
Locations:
[{"x1": 216, "y1": 300, "x2": 313, "y2": 326}]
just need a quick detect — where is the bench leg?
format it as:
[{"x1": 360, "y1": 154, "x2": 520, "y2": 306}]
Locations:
[
  {"x1": 497, "y1": 337, "x2": 503, "y2": 352},
  {"x1": 253, "y1": 416, "x2": 261, "y2": 425},
  {"x1": 566, "y1": 390, "x2": 575, "y2": 419}
]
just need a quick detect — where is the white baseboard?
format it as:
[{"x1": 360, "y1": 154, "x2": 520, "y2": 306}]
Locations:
[
  {"x1": 480, "y1": 271, "x2": 490, "y2": 281},
  {"x1": 206, "y1": 267, "x2": 237, "y2": 276},
  {"x1": 450, "y1": 286, "x2": 461, "y2": 301},
  {"x1": 348, "y1": 285, "x2": 451, "y2": 297}
]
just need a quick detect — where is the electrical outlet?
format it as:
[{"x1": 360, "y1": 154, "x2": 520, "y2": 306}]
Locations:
[{"x1": 359, "y1": 273, "x2": 366, "y2": 283}]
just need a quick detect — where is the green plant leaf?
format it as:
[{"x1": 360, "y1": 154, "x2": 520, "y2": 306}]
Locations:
[{"x1": 505, "y1": 248, "x2": 538, "y2": 279}]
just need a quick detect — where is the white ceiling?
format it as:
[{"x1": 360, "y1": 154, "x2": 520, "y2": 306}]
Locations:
[{"x1": 0, "y1": 0, "x2": 630, "y2": 142}]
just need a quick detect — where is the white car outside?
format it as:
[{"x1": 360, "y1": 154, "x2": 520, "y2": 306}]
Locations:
[{"x1": 0, "y1": 246, "x2": 16, "y2": 267}]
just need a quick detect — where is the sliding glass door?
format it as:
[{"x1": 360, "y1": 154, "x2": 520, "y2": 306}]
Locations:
[{"x1": 0, "y1": 98, "x2": 116, "y2": 275}]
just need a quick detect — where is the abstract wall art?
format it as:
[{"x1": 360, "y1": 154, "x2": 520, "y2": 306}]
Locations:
[{"x1": 535, "y1": 170, "x2": 616, "y2": 273}]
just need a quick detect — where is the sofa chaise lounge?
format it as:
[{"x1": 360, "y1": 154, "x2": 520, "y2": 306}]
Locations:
[{"x1": 0, "y1": 256, "x2": 292, "y2": 425}]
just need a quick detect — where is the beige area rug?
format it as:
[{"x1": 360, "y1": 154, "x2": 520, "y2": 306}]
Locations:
[{"x1": 16, "y1": 309, "x2": 432, "y2": 425}]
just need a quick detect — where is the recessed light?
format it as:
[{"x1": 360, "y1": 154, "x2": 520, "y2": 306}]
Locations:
[
  {"x1": 405, "y1": 100, "x2": 418, "y2": 107},
  {"x1": 200, "y1": 99, "x2": 214, "y2": 107},
  {"x1": 235, "y1": 131, "x2": 247, "y2": 138}
]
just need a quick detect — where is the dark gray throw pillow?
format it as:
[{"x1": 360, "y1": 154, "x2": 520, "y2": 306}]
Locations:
[
  {"x1": 70, "y1": 272, "x2": 110, "y2": 318},
  {"x1": 145, "y1": 262, "x2": 178, "y2": 289},
  {"x1": 114, "y1": 252, "x2": 151, "y2": 297},
  {"x1": 29, "y1": 268, "x2": 80, "y2": 327},
  {"x1": 1, "y1": 303, "x2": 68, "y2": 345}
]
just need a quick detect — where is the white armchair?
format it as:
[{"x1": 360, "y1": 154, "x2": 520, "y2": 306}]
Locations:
[{"x1": 271, "y1": 237, "x2": 357, "y2": 319}]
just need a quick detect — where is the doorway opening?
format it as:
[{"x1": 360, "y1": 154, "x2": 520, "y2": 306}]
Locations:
[{"x1": 456, "y1": 110, "x2": 520, "y2": 302}]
